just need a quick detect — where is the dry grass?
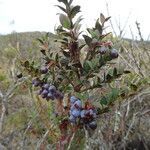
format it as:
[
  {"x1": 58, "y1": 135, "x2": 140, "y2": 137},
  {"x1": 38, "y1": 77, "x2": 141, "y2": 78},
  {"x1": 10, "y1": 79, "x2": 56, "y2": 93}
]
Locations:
[{"x1": 0, "y1": 30, "x2": 150, "y2": 149}]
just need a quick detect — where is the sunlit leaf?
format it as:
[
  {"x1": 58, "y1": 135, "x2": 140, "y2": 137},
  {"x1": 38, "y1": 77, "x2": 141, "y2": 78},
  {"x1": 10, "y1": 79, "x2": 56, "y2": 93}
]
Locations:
[
  {"x1": 59, "y1": 14, "x2": 71, "y2": 29},
  {"x1": 105, "y1": 16, "x2": 111, "y2": 22},
  {"x1": 100, "y1": 13, "x2": 105, "y2": 24},
  {"x1": 100, "y1": 96, "x2": 108, "y2": 105},
  {"x1": 55, "y1": 5, "x2": 66, "y2": 13},
  {"x1": 58, "y1": 0, "x2": 68, "y2": 5},
  {"x1": 80, "y1": 45, "x2": 88, "y2": 67},
  {"x1": 37, "y1": 38, "x2": 44, "y2": 44},
  {"x1": 95, "y1": 19, "x2": 102, "y2": 34},
  {"x1": 83, "y1": 35, "x2": 92, "y2": 46},
  {"x1": 70, "y1": 5, "x2": 81, "y2": 18},
  {"x1": 23, "y1": 60, "x2": 30, "y2": 68}
]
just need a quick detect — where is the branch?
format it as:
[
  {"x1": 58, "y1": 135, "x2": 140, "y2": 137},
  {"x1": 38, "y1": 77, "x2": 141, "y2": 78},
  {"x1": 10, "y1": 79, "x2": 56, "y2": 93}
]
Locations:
[
  {"x1": 36, "y1": 129, "x2": 50, "y2": 149},
  {"x1": 67, "y1": 132, "x2": 75, "y2": 150},
  {"x1": 0, "y1": 76, "x2": 30, "y2": 133},
  {"x1": 80, "y1": 84, "x2": 102, "y2": 93}
]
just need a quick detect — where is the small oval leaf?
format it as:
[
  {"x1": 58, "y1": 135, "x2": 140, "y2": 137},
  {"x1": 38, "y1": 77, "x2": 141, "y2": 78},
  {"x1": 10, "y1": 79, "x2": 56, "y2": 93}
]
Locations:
[{"x1": 59, "y1": 14, "x2": 71, "y2": 29}]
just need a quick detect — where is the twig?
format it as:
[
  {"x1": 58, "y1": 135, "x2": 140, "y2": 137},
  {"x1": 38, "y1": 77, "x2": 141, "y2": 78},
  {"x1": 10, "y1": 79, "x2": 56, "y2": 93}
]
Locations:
[
  {"x1": 135, "y1": 21, "x2": 144, "y2": 41},
  {"x1": 67, "y1": 132, "x2": 75, "y2": 150},
  {"x1": 36, "y1": 129, "x2": 50, "y2": 150},
  {"x1": 121, "y1": 44, "x2": 145, "y2": 77},
  {"x1": 0, "y1": 76, "x2": 30, "y2": 133},
  {"x1": 119, "y1": 53, "x2": 142, "y2": 77},
  {"x1": 124, "y1": 113, "x2": 137, "y2": 140},
  {"x1": 125, "y1": 100, "x2": 130, "y2": 117},
  {"x1": 106, "y1": 2, "x2": 117, "y2": 37},
  {"x1": 0, "y1": 99, "x2": 7, "y2": 133},
  {"x1": 21, "y1": 113, "x2": 39, "y2": 150}
]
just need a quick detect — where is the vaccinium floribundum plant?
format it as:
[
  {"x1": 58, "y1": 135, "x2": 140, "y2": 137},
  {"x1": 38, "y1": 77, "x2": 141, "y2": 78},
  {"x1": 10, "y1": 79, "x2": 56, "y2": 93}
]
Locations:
[{"x1": 21, "y1": 0, "x2": 130, "y2": 147}]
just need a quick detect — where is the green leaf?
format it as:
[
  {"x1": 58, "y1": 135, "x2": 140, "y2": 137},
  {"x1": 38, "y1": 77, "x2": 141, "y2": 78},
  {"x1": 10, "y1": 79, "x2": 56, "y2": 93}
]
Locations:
[
  {"x1": 100, "y1": 96, "x2": 108, "y2": 106},
  {"x1": 95, "y1": 19, "x2": 102, "y2": 34},
  {"x1": 111, "y1": 88, "x2": 119, "y2": 100},
  {"x1": 70, "y1": 5, "x2": 81, "y2": 18},
  {"x1": 106, "y1": 74, "x2": 112, "y2": 82},
  {"x1": 74, "y1": 23, "x2": 82, "y2": 37},
  {"x1": 86, "y1": 60, "x2": 93, "y2": 69},
  {"x1": 83, "y1": 35, "x2": 92, "y2": 46},
  {"x1": 55, "y1": 5, "x2": 66, "y2": 13},
  {"x1": 69, "y1": 0, "x2": 73, "y2": 5},
  {"x1": 123, "y1": 70, "x2": 131, "y2": 74},
  {"x1": 113, "y1": 67, "x2": 117, "y2": 77},
  {"x1": 59, "y1": 14, "x2": 71, "y2": 29},
  {"x1": 87, "y1": 28, "x2": 100, "y2": 39},
  {"x1": 107, "y1": 88, "x2": 119, "y2": 104},
  {"x1": 55, "y1": 53, "x2": 59, "y2": 62},
  {"x1": 23, "y1": 61, "x2": 30, "y2": 68},
  {"x1": 99, "y1": 56, "x2": 105, "y2": 67},
  {"x1": 105, "y1": 16, "x2": 111, "y2": 22},
  {"x1": 87, "y1": 28, "x2": 94, "y2": 37},
  {"x1": 83, "y1": 60, "x2": 91, "y2": 73},
  {"x1": 130, "y1": 84, "x2": 138, "y2": 91},
  {"x1": 100, "y1": 13, "x2": 105, "y2": 24},
  {"x1": 58, "y1": 0, "x2": 68, "y2": 5},
  {"x1": 91, "y1": 57, "x2": 99, "y2": 70},
  {"x1": 80, "y1": 45, "x2": 88, "y2": 67},
  {"x1": 37, "y1": 38, "x2": 44, "y2": 44},
  {"x1": 74, "y1": 15, "x2": 83, "y2": 26},
  {"x1": 108, "y1": 69, "x2": 114, "y2": 76},
  {"x1": 62, "y1": 51, "x2": 70, "y2": 57}
]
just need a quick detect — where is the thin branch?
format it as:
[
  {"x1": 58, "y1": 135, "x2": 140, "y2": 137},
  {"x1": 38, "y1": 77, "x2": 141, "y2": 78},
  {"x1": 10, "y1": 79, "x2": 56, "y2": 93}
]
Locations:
[
  {"x1": 124, "y1": 113, "x2": 137, "y2": 140},
  {"x1": 106, "y1": 2, "x2": 117, "y2": 37},
  {"x1": 0, "y1": 76, "x2": 30, "y2": 133},
  {"x1": 36, "y1": 129, "x2": 50, "y2": 150},
  {"x1": 67, "y1": 132, "x2": 75, "y2": 150}
]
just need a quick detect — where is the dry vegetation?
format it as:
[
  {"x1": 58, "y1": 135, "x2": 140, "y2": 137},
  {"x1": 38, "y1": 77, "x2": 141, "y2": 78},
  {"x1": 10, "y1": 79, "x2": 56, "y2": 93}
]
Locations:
[{"x1": 0, "y1": 27, "x2": 150, "y2": 150}]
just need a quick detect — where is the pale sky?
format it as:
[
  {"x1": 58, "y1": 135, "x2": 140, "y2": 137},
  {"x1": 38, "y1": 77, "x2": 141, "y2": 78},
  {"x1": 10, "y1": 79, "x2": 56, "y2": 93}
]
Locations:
[{"x1": 0, "y1": 0, "x2": 150, "y2": 39}]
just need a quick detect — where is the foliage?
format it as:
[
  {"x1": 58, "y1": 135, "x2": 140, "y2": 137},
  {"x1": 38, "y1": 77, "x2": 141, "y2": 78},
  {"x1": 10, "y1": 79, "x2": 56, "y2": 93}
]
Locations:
[
  {"x1": 0, "y1": 0, "x2": 149, "y2": 149},
  {"x1": 20, "y1": 0, "x2": 131, "y2": 148}
]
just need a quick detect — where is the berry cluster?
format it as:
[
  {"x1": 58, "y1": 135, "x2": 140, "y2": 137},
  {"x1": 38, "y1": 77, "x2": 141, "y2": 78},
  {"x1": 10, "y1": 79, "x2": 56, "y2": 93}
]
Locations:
[
  {"x1": 69, "y1": 96, "x2": 97, "y2": 130},
  {"x1": 32, "y1": 78, "x2": 64, "y2": 101},
  {"x1": 69, "y1": 96, "x2": 82, "y2": 123},
  {"x1": 80, "y1": 108, "x2": 97, "y2": 130},
  {"x1": 99, "y1": 46, "x2": 119, "y2": 59}
]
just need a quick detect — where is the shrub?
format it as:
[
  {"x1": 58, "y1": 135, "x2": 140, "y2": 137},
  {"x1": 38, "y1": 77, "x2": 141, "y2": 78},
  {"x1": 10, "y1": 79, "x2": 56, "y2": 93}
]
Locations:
[{"x1": 21, "y1": 0, "x2": 130, "y2": 148}]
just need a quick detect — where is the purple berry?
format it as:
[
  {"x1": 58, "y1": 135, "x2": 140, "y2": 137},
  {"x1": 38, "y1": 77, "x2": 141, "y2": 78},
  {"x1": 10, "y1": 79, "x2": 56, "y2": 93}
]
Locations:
[
  {"x1": 43, "y1": 83, "x2": 50, "y2": 89},
  {"x1": 99, "y1": 46, "x2": 107, "y2": 54},
  {"x1": 32, "y1": 78, "x2": 41, "y2": 87},
  {"x1": 70, "y1": 96, "x2": 77, "y2": 104},
  {"x1": 110, "y1": 49, "x2": 118, "y2": 59},
  {"x1": 47, "y1": 92, "x2": 55, "y2": 100},
  {"x1": 71, "y1": 109, "x2": 81, "y2": 118},
  {"x1": 41, "y1": 89, "x2": 48, "y2": 98},
  {"x1": 48, "y1": 85, "x2": 56, "y2": 93},
  {"x1": 74, "y1": 99, "x2": 82, "y2": 109},
  {"x1": 54, "y1": 91, "x2": 64, "y2": 99},
  {"x1": 80, "y1": 110, "x2": 86, "y2": 118},
  {"x1": 70, "y1": 105, "x2": 75, "y2": 111},
  {"x1": 85, "y1": 110, "x2": 90, "y2": 116},
  {"x1": 88, "y1": 121, "x2": 97, "y2": 130},
  {"x1": 89, "y1": 109, "x2": 94, "y2": 115},
  {"x1": 89, "y1": 109, "x2": 96, "y2": 118},
  {"x1": 69, "y1": 115, "x2": 76, "y2": 123},
  {"x1": 40, "y1": 66, "x2": 48, "y2": 74},
  {"x1": 42, "y1": 89, "x2": 48, "y2": 95}
]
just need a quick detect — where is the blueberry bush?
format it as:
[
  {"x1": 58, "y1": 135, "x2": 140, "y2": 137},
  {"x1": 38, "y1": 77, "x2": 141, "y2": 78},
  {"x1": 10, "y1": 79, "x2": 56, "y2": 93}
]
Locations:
[{"x1": 21, "y1": 0, "x2": 132, "y2": 148}]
